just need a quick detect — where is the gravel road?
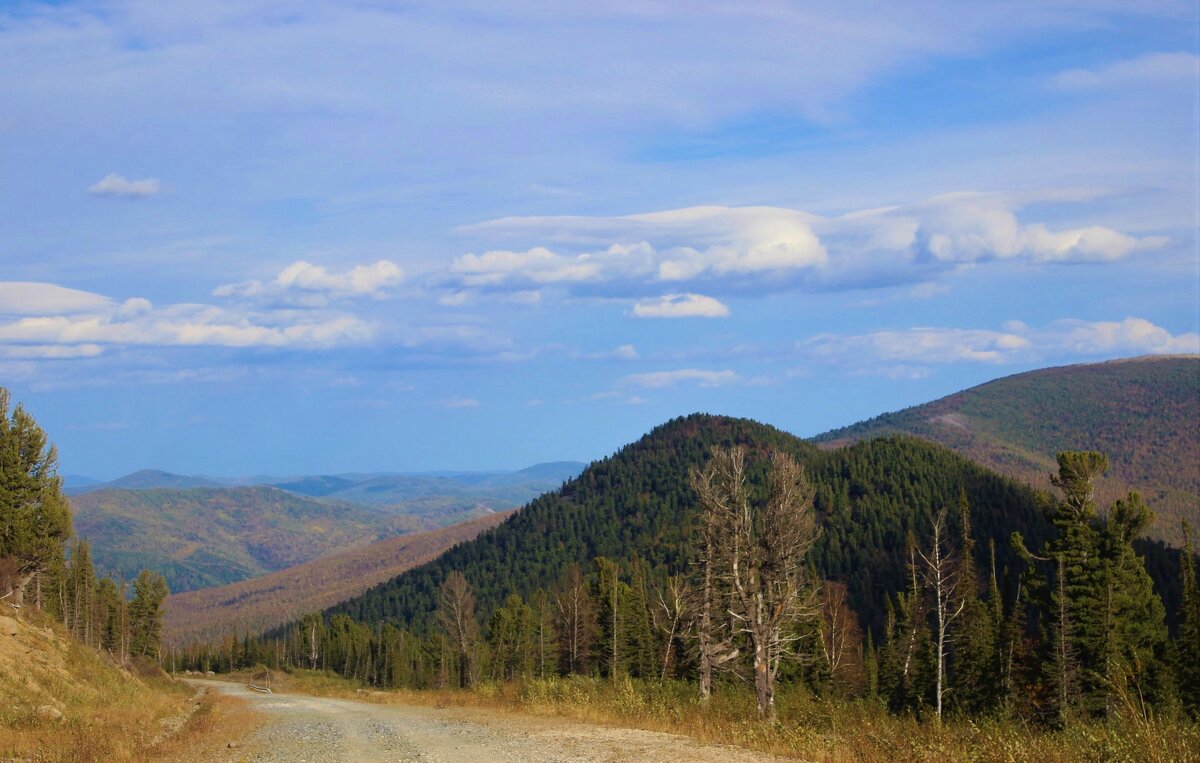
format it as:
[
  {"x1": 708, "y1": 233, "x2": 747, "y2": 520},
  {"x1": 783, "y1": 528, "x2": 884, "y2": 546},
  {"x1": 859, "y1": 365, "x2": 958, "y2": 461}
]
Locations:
[{"x1": 189, "y1": 679, "x2": 794, "y2": 763}]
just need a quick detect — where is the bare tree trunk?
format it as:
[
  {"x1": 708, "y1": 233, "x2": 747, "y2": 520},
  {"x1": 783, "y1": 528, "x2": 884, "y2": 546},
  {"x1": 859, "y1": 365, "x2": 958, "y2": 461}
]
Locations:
[
  {"x1": 655, "y1": 577, "x2": 687, "y2": 682},
  {"x1": 754, "y1": 632, "x2": 774, "y2": 720},
  {"x1": 691, "y1": 448, "x2": 818, "y2": 720},
  {"x1": 919, "y1": 509, "x2": 965, "y2": 724}
]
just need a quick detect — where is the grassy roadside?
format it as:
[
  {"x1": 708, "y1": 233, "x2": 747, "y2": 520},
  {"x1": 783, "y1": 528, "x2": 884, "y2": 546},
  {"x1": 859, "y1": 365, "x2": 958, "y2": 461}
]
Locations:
[
  {"x1": 220, "y1": 668, "x2": 1199, "y2": 763},
  {"x1": 0, "y1": 611, "x2": 260, "y2": 762}
]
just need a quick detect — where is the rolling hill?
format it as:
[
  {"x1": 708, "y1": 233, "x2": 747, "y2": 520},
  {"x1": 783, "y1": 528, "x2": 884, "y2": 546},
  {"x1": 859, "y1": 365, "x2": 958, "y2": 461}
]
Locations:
[
  {"x1": 162, "y1": 511, "x2": 510, "y2": 646},
  {"x1": 813, "y1": 355, "x2": 1200, "y2": 545},
  {"x1": 70, "y1": 486, "x2": 423, "y2": 593},
  {"x1": 323, "y1": 415, "x2": 1187, "y2": 639},
  {"x1": 68, "y1": 462, "x2": 585, "y2": 594},
  {"x1": 324, "y1": 414, "x2": 1188, "y2": 640}
]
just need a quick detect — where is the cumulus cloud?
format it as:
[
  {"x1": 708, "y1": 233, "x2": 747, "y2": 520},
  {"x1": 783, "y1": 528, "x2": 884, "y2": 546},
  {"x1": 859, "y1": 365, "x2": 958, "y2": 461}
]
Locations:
[
  {"x1": 0, "y1": 282, "x2": 375, "y2": 354},
  {"x1": 88, "y1": 173, "x2": 160, "y2": 198},
  {"x1": 1052, "y1": 52, "x2": 1200, "y2": 90},
  {"x1": 0, "y1": 282, "x2": 113, "y2": 315},
  {"x1": 632, "y1": 293, "x2": 730, "y2": 319},
  {"x1": 454, "y1": 206, "x2": 827, "y2": 291},
  {"x1": 1049, "y1": 317, "x2": 1200, "y2": 356},
  {"x1": 215, "y1": 260, "x2": 404, "y2": 306},
  {"x1": 802, "y1": 316, "x2": 1199, "y2": 370},
  {"x1": 452, "y1": 193, "x2": 1164, "y2": 299},
  {"x1": 623, "y1": 368, "x2": 742, "y2": 388}
]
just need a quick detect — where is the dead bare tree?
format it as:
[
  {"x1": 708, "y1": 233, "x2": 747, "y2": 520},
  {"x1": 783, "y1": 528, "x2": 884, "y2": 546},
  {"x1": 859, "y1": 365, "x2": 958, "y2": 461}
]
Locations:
[
  {"x1": 437, "y1": 571, "x2": 479, "y2": 688},
  {"x1": 819, "y1": 581, "x2": 860, "y2": 689},
  {"x1": 653, "y1": 575, "x2": 690, "y2": 681},
  {"x1": 919, "y1": 509, "x2": 965, "y2": 723},
  {"x1": 555, "y1": 565, "x2": 595, "y2": 675},
  {"x1": 691, "y1": 447, "x2": 820, "y2": 720},
  {"x1": 692, "y1": 495, "x2": 739, "y2": 699}
]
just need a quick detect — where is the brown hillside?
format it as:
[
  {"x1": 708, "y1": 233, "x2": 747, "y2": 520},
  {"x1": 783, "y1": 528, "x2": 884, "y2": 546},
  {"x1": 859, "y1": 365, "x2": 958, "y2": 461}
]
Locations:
[
  {"x1": 164, "y1": 511, "x2": 510, "y2": 645},
  {"x1": 814, "y1": 355, "x2": 1200, "y2": 546}
]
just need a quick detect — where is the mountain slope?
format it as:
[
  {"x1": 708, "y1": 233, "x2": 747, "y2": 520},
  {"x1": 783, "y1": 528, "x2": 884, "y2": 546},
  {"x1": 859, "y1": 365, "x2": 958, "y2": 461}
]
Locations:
[
  {"x1": 328, "y1": 414, "x2": 1171, "y2": 639},
  {"x1": 813, "y1": 355, "x2": 1200, "y2": 545},
  {"x1": 163, "y1": 511, "x2": 510, "y2": 646},
  {"x1": 71, "y1": 486, "x2": 422, "y2": 593}
]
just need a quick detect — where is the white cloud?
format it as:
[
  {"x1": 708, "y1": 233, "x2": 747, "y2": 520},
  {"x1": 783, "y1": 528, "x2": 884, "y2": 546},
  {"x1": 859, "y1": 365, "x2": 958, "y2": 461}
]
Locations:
[
  {"x1": 215, "y1": 260, "x2": 404, "y2": 306},
  {"x1": 632, "y1": 293, "x2": 730, "y2": 319},
  {"x1": 0, "y1": 343, "x2": 104, "y2": 359},
  {"x1": 0, "y1": 282, "x2": 375, "y2": 353},
  {"x1": 802, "y1": 316, "x2": 1199, "y2": 368},
  {"x1": 0, "y1": 282, "x2": 113, "y2": 315},
  {"x1": 88, "y1": 173, "x2": 160, "y2": 198},
  {"x1": 623, "y1": 368, "x2": 742, "y2": 388},
  {"x1": 454, "y1": 193, "x2": 1164, "y2": 298},
  {"x1": 804, "y1": 327, "x2": 1033, "y2": 365},
  {"x1": 1050, "y1": 317, "x2": 1200, "y2": 356},
  {"x1": 455, "y1": 206, "x2": 827, "y2": 291},
  {"x1": 610, "y1": 344, "x2": 639, "y2": 360},
  {"x1": 1052, "y1": 52, "x2": 1200, "y2": 90},
  {"x1": 842, "y1": 192, "x2": 1166, "y2": 267}
]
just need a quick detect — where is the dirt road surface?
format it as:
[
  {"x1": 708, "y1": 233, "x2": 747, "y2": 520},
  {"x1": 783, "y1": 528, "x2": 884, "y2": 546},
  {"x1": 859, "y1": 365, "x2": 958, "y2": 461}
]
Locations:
[{"x1": 189, "y1": 679, "x2": 796, "y2": 763}]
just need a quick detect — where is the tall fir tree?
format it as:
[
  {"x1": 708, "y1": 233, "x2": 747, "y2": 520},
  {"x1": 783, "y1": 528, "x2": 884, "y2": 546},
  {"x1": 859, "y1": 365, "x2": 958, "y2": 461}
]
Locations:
[
  {"x1": 950, "y1": 493, "x2": 997, "y2": 716},
  {"x1": 1178, "y1": 521, "x2": 1200, "y2": 718},
  {"x1": 0, "y1": 389, "x2": 72, "y2": 610}
]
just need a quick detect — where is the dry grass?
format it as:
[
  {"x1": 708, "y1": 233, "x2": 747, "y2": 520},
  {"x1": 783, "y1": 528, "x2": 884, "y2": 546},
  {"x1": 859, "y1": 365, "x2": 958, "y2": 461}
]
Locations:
[
  {"x1": 258, "y1": 669, "x2": 1200, "y2": 763},
  {"x1": 0, "y1": 611, "x2": 261, "y2": 762}
]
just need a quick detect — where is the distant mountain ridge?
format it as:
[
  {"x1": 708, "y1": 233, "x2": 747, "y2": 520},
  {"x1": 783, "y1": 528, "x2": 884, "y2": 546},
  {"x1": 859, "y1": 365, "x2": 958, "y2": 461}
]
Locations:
[
  {"x1": 67, "y1": 462, "x2": 586, "y2": 594},
  {"x1": 813, "y1": 355, "x2": 1199, "y2": 545},
  {"x1": 66, "y1": 461, "x2": 587, "y2": 500}
]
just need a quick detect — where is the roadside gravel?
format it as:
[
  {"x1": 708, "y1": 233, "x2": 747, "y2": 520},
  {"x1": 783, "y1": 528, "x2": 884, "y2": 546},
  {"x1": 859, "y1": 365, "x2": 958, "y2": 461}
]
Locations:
[{"x1": 189, "y1": 679, "x2": 796, "y2": 763}]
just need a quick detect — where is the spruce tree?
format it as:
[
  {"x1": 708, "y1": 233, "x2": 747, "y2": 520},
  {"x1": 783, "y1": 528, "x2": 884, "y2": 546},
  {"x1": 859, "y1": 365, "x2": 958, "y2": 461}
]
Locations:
[
  {"x1": 128, "y1": 569, "x2": 169, "y2": 660},
  {"x1": 1178, "y1": 521, "x2": 1200, "y2": 718},
  {"x1": 0, "y1": 389, "x2": 72, "y2": 609},
  {"x1": 950, "y1": 493, "x2": 996, "y2": 715}
]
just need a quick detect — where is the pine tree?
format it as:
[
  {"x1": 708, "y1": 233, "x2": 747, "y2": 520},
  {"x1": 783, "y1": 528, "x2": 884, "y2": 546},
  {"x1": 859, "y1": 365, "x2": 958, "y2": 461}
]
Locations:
[
  {"x1": 625, "y1": 556, "x2": 658, "y2": 679},
  {"x1": 1095, "y1": 493, "x2": 1166, "y2": 716},
  {"x1": 0, "y1": 389, "x2": 72, "y2": 610},
  {"x1": 951, "y1": 493, "x2": 997, "y2": 716},
  {"x1": 528, "y1": 588, "x2": 557, "y2": 679},
  {"x1": 1021, "y1": 452, "x2": 1169, "y2": 720},
  {"x1": 128, "y1": 569, "x2": 169, "y2": 660},
  {"x1": 1178, "y1": 521, "x2": 1200, "y2": 718}
]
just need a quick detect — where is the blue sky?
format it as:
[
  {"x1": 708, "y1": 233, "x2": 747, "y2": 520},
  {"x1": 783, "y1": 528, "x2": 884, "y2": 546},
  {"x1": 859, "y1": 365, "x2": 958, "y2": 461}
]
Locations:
[{"x1": 1, "y1": 1, "x2": 1197, "y2": 478}]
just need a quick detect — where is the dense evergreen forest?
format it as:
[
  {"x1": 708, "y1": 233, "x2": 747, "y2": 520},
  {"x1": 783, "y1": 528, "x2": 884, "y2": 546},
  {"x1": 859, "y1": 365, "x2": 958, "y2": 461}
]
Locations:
[{"x1": 180, "y1": 414, "x2": 1199, "y2": 728}]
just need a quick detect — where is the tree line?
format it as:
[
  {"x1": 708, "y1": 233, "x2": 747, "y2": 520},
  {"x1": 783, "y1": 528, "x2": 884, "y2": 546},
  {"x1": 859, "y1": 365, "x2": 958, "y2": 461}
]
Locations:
[
  {"x1": 179, "y1": 445, "x2": 1200, "y2": 726},
  {"x1": 0, "y1": 389, "x2": 169, "y2": 664}
]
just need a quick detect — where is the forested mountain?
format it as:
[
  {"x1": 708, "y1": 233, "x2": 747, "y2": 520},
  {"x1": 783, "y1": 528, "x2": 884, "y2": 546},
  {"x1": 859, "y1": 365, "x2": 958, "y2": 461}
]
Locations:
[
  {"x1": 163, "y1": 511, "x2": 510, "y2": 646},
  {"x1": 814, "y1": 355, "x2": 1199, "y2": 546},
  {"x1": 324, "y1": 414, "x2": 1185, "y2": 639},
  {"x1": 71, "y1": 486, "x2": 423, "y2": 593}
]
